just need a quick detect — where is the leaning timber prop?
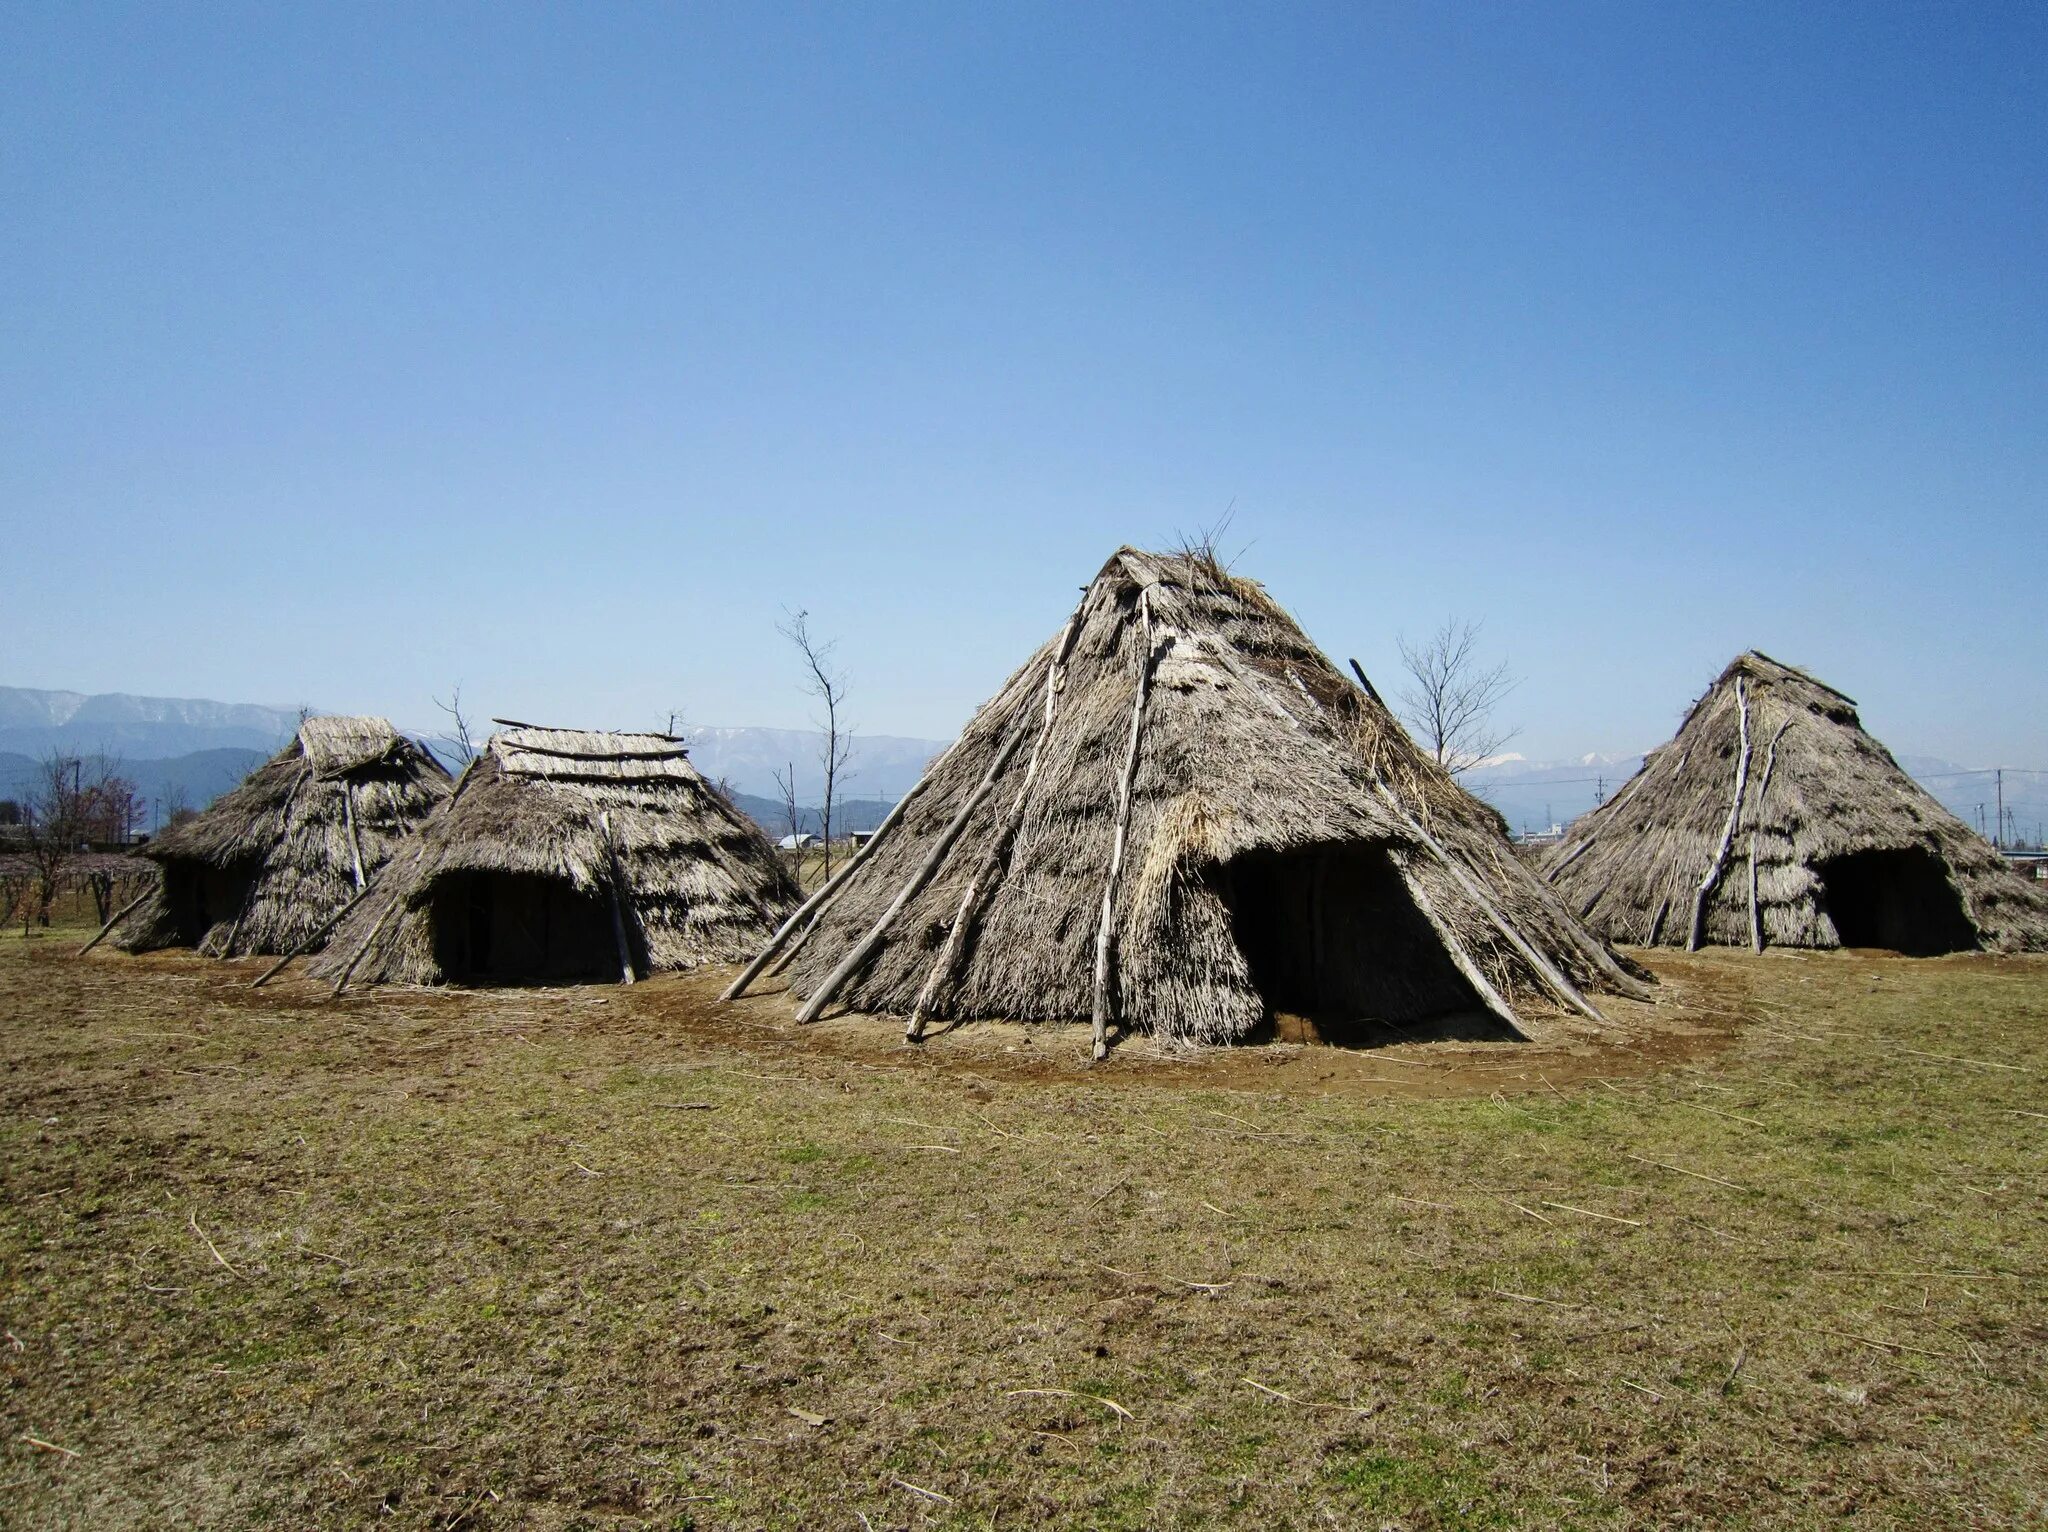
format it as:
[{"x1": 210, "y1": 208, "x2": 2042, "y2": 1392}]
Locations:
[
  {"x1": 720, "y1": 727, "x2": 982, "y2": 1002},
  {"x1": 1090, "y1": 589, "x2": 1164, "y2": 1059},
  {"x1": 1744, "y1": 717, "x2": 1792, "y2": 952},
  {"x1": 341, "y1": 783, "x2": 368, "y2": 890},
  {"x1": 599, "y1": 812, "x2": 638, "y2": 984},
  {"x1": 77, "y1": 888, "x2": 155, "y2": 956},
  {"x1": 907, "y1": 585, "x2": 1095, "y2": 1040},
  {"x1": 793, "y1": 725, "x2": 1031, "y2": 1024},
  {"x1": 1688, "y1": 677, "x2": 1751, "y2": 952},
  {"x1": 1398, "y1": 862, "x2": 1528, "y2": 1039},
  {"x1": 251, "y1": 885, "x2": 376, "y2": 986}
]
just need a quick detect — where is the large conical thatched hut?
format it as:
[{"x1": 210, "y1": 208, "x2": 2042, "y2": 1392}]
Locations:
[
  {"x1": 311, "y1": 726, "x2": 798, "y2": 988},
  {"x1": 730, "y1": 547, "x2": 1646, "y2": 1053},
  {"x1": 113, "y1": 716, "x2": 452, "y2": 957},
  {"x1": 1543, "y1": 652, "x2": 2048, "y2": 954}
]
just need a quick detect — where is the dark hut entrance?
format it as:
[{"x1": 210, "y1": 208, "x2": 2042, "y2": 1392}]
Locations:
[
  {"x1": 161, "y1": 861, "x2": 257, "y2": 946},
  {"x1": 1216, "y1": 844, "x2": 1507, "y2": 1043},
  {"x1": 1818, "y1": 848, "x2": 1975, "y2": 955},
  {"x1": 430, "y1": 872, "x2": 622, "y2": 983}
]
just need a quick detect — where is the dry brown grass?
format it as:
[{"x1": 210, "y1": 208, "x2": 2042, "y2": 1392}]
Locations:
[{"x1": 2, "y1": 928, "x2": 2044, "y2": 1528}]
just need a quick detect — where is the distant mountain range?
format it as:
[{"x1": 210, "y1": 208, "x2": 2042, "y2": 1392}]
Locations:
[
  {"x1": 2, "y1": 685, "x2": 2035, "y2": 844},
  {"x1": 0, "y1": 686, "x2": 301, "y2": 759}
]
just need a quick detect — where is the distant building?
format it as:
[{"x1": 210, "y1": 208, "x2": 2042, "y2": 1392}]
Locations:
[{"x1": 778, "y1": 833, "x2": 818, "y2": 851}]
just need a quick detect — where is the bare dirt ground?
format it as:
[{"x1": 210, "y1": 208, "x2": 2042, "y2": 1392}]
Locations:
[{"x1": 2, "y1": 932, "x2": 2044, "y2": 1528}]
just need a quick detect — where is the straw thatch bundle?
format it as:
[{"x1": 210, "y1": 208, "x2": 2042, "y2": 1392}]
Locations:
[
  {"x1": 732, "y1": 547, "x2": 1645, "y2": 1052},
  {"x1": 1543, "y1": 652, "x2": 2048, "y2": 953},
  {"x1": 112, "y1": 717, "x2": 452, "y2": 957},
  {"x1": 311, "y1": 726, "x2": 797, "y2": 987}
]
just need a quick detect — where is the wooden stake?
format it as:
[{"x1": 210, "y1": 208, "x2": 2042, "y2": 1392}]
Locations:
[
  {"x1": 1747, "y1": 841, "x2": 1762, "y2": 953},
  {"x1": 1091, "y1": 591, "x2": 1160, "y2": 1060},
  {"x1": 76, "y1": 887, "x2": 153, "y2": 955},
  {"x1": 1400, "y1": 865, "x2": 1528, "y2": 1039},
  {"x1": 1384, "y1": 790, "x2": 1607, "y2": 1024},
  {"x1": 719, "y1": 727, "x2": 977, "y2": 1001},
  {"x1": 599, "y1": 812, "x2": 637, "y2": 985},
  {"x1": 329, "y1": 892, "x2": 401, "y2": 997},
  {"x1": 794, "y1": 724, "x2": 1030, "y2": 1023},
  {"x1": 1747, "y1": 716, "x2": 1791, "y2": 954},
  {"x1": 341, "y1": 783, "x2": 367, "y2": 890},
  {"x1": 1346, "y1": 657, "x2": 1389, "y2": 711},
  {"x1": 909, "y1": 591, "x2": 1092, "y2": 1039},
  {"x1": 251, "y1": 886, "x2": 374, "y2": 986},
  {"x1": 1689, "y1": 676, "x2": 1751, "y2": 951}
]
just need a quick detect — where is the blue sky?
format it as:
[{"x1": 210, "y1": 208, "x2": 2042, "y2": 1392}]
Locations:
[{"x1": 4, "y1": 3, "x2": 2043, "y2": 766}]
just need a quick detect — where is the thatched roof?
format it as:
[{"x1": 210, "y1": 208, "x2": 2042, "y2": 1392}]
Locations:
[
  {"x1": 736, "y1": 547, "x2": 1645, "y2": 1051},
  {"x1": 112, "y1": 717, "x2": 451, "y2": 957},
  {"x1": 309, "y1": 726, "x2": 799, "y2": 987},
  {"x1": 1542, "y1": 652, "x2": 2048, "y2": 953}
]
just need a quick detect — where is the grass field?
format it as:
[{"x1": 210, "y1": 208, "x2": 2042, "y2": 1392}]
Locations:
[{"x1": 1, "y1": 929, "x2": 2043, "y2": 1528}]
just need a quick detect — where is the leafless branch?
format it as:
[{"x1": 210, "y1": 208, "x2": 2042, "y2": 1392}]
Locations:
[
  {"x1": 433, "y1": 684, "x2": 477, "y2": 766},
  {"x1": 1395, "y1": 618, "x2": 1520, "y2": 774},
  {"x1": 777, "y1": 608, "x2": 855, "y2": 879}
]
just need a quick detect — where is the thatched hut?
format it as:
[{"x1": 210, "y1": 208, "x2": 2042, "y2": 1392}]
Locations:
[
  {"x1": 729, "y1": 547, "x2": 1646, "y2": 1053},
  {"x1": 112, "y1": 717, "x2": 452, "y2": 956},
  {"x1": 311, "y1": 726, "x2": 798, "y2": 987},
  {"x1": 1542, "y1": 652, "x2": 2048, "y2": 954}
]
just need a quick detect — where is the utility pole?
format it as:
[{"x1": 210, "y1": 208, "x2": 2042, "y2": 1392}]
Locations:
[
  {"x1": 1995, "y1": 768, "x2": 2004, "y2": 850},
  {"x1": 1595, "y1": 774, "x2": 1605, "y2": 805}
]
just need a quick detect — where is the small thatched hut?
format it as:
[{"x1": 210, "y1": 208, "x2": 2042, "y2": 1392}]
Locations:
[
  {"x1": 730, "y1": 547, "x2": 1646, "y2": 1053},
  {"x1": 1543, "y1": 652, "x2": 2048, "y2": 954},
  {"x1": 113, "y1": 717, "x2": 452, "y2": 957},
  {"x1": 311, "y1": 726, "x2": 798, "y2": 987}
]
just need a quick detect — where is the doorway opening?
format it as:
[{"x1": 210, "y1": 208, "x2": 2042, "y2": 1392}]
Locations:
[
  {"x1": 1817, "y1": 847, "x2": 1974, "y2": 955},
  {"x1": 429, "y1": 872, "x2": 626, "y2": 983},
  {"x1": 1216, "y1": 843, "x2": 1514, "y2": 1044}
]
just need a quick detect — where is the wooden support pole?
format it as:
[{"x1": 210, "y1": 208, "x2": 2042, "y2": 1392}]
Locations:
[
  {"x1": 1747, "y1": 842, "x2": 1763, "y2": 953},
  {"x1": 341, "y1": 784, "x2": 367, "y2": 890},
  {"x1": 908, "y1": 594, "x2": 1091, "y2": 1040},
  {"x1": 76, "y1": 888, "x2": 153, "y2": 955},
  {"x1": 329, "y1": 895, "x2": 400, "y2": 997},
  {"x1": 600, "y1": 812, "x2": 637, "y2": 985},
  {"x1": 1400, "y1": 865, "x2": 1528, "y2": 1040},
  {"x1": 794, "y1": 724, "x2": 1030, "y2": 1024},
  {"x1": 1542, "y1": 838, "x2": 1593, "y2": 882},
  {"x1": 1541, "y1": 893, "x2": 1656, "y2": 1000},
  {"x1": 251, "y1": 886, "x2": 375, "y2": 986},
  {"x1": 1646, "y1": 896, "x2": 1671, "y2": 947},
  {"x1": 1091, "y1": 591, "x2": 1160, "y2": 1060},
  {"x1": 1745, "y1": 716, "x2": 1790, "y2": 954},
  {"x1": 1346, "y1": 658, "x2": 1389, "y2": 712},
  {"x1": 1379, "y1": 788, "x2": 1608, "y2": 1025},
  {"x1": 720, "y1": 730, "x2": 974, "y2": 1001},
  {"x1": 217, "y1": 878, "x2": 260, "y2": 960},
  {"x1": 1688, "y1": 677, "x2": 1752, "y2": 952}
]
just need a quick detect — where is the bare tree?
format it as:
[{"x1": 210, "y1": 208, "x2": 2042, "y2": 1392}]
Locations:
[
  {"x1": 434, "y1": 683, "x2": 478, "y2": 767},
  {"x1": 157, "y1": 781, "x2": 192, "y2": 833},
  {"x1": 1395, "y1": 619, "x2": 1520, "y2": 775},
  {"x1": 777, "y1": 609, "x2": 854, "y2": 879},
  {"x1": 771, "y1": 760, "x2": 804, "y2": 853},
  {"x1": 20, "y1": 751, "x2": 135, "y2": 928}
]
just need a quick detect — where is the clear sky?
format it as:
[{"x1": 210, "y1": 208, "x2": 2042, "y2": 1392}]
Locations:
[{"x1": 5, "y1": 3, "x2": 2044, "y2": 766}]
